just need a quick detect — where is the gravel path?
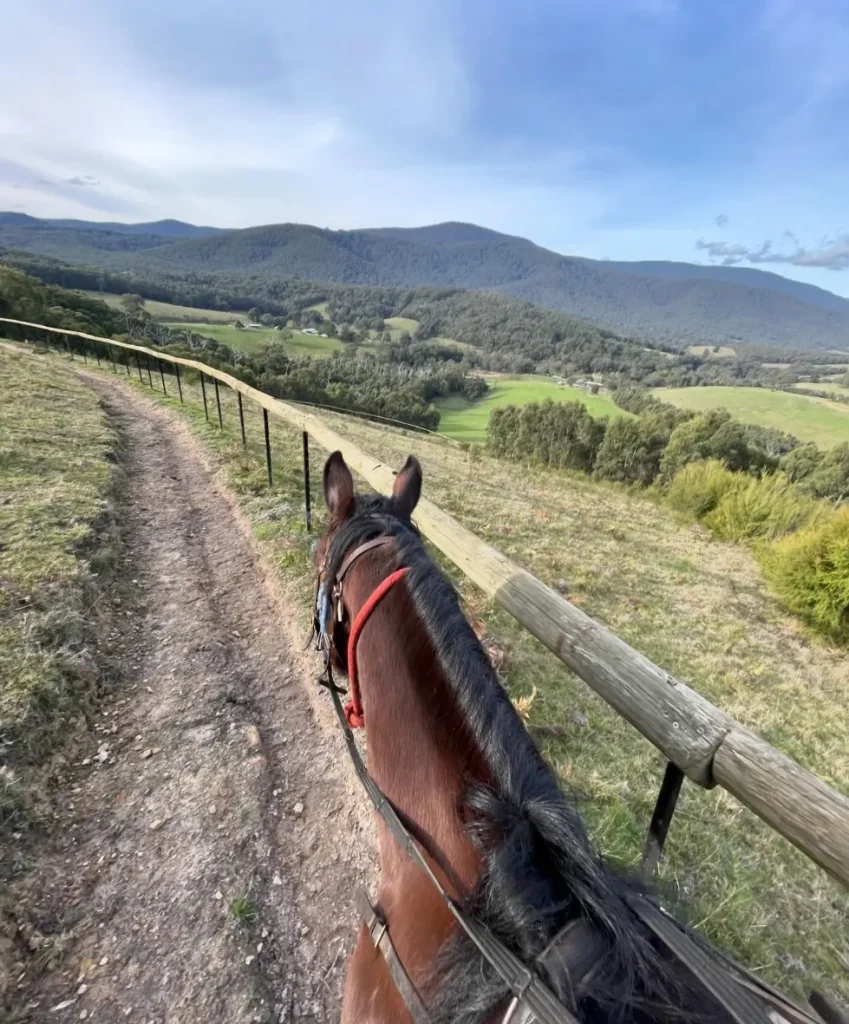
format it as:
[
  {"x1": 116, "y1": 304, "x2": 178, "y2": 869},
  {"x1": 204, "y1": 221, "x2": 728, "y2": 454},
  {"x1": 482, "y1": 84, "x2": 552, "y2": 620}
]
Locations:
[{"x1": 5, "y1": 373, "x2": 375, "y2": 1023}]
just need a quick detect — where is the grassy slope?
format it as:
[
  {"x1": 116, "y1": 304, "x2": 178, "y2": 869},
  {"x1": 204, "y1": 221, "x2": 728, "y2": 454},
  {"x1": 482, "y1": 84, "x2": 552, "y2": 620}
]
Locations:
[
  {"x1": 93, "y1": 358, "x2": 849, "y2": 1003},
  {"x1": 792, "y1": 381, "x2": 849, "y2": 399},
  {"x1": 380, "y1": 317, "x2": 471, "y2": 351},
  {"x1": 383, "y1": 316, "x2": 419, "y2": 338},
  {"x1": 436, "y1": 375, "x2": 631, "y2": 442},
  {"x1": 165, "y1": 321, "x2": 345, "y2": 357},
  {"x1": 655, "y1": 386, "x2": 849, "y2": 448},
  {"x1": 686, "y1": 345, "x2": 737, "y2": 358},
  {"x1": 0, "y1": 345, "x2": 117, "y2": 823},
  {"x1": 84, "y1": 291, "x2": 240, "y2": 322}
]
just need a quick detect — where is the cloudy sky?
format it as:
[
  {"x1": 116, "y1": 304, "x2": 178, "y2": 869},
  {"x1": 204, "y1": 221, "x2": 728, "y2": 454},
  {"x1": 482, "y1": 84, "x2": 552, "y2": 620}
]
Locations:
[{"x1": 2, "y1": 0, "x2": 848, "y2": 295}]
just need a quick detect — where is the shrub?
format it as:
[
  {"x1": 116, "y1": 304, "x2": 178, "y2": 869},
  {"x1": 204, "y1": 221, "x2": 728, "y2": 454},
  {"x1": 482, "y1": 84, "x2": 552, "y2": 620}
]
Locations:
[
  {"x1": 763, "y1": 507, "x2": 849, "y2": 641},
  {"x1": 802, "y1": 442, "x2": 849, "y2": 502},
  {"x1": 593, "y1": 414, "x2": 671, "y2": 486},
  {"x1": 703, "y1": 473, "x2": 824, "y2": 542},
  {"x1": 666, "y1": 460, "x2": 739, "y2": 519},
  {"x1": 781, "y1": 443, "x2": 824, "y2": 483}
]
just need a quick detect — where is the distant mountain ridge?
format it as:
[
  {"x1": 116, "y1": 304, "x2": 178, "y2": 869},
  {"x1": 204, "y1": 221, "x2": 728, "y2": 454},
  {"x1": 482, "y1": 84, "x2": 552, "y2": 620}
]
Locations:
[
  {"x1": 1, "y1": 213, "x2": 847, "y2": 350},
  {"x1": 0, "y1": 212, "x2": 220, "y2": 238}
]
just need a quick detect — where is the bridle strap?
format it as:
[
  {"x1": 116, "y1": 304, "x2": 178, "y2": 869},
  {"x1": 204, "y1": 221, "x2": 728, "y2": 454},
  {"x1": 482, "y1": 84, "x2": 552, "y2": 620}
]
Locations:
[
  {"x1": 336, "y1": 536, "x2": 395, "y2": 585},
  {"x1": 344, "y1": 566, "x2": 411, "y2": 728}
]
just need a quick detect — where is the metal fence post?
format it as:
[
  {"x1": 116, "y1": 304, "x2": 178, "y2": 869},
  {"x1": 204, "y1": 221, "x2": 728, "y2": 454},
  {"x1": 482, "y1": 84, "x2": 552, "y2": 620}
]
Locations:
[
  {"x1": 175, "y1": 364, "x2": 184, "y2": 403},
  {"x1": 302, "y1": 431, "x2": 312, "y2": 531},
  {"x1": 135, "y1": 353, "x2": 144, "y2": 382},
  {"x1": 110, "y1": 346, "x2": 117, "y2": 373},
  {"x1": 145, "y1": 355, "x2": 153, "y2": 387},
  {"x1": 213, "y1": 378, "x2": 223, "y2": 428},
  {"x1": 641, "y1": 762, "x2": 685, "y2": 876},
  {"x1": 81, "y1": 342, "x2": 88, "y2": 365},
  {"x1": 200, "y1": 374, "x2": 209, "y2": 420},
  {"x1": 263, "y1": 408, "x2": 273, "y2": 486},
  {"x1": 94, "y1": 345, "x2": 101, "y2": 367},
  {"x1": 65, "y1": 334, "x2": 73, "y2": 360},
  {"x1": 237, "y1": 391, "x2": 247, "y2": 447},
  {"x1": 123, "y1": 350, "x2": 131, "y2": 376},
  {"x1": 158, "y1": 359, "x2": 167, "y2": 396}
]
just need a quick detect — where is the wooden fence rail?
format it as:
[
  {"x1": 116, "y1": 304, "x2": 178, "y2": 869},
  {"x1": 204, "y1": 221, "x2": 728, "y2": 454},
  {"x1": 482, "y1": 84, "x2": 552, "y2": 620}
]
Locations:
[{"x1": 4, "y1": 317, "x2": 848, "y2": 890}]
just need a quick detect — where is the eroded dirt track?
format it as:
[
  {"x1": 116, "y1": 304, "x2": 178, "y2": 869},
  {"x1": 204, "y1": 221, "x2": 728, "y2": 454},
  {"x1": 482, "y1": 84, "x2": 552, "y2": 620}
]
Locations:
[{"x1": 7, "y1": 374, "x2": 375, "y2": 1023}]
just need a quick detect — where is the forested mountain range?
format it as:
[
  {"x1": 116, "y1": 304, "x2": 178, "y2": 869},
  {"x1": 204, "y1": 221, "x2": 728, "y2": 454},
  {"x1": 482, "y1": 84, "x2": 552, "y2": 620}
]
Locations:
[{"x1": 1, "y1": 214, "x2": 848, "y2": 351}]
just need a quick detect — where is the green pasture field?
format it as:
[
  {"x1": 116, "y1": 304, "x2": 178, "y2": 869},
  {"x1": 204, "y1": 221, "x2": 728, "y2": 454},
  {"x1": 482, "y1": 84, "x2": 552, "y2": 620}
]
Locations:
[
  {"x1": 436, "y1": 375, "x2": 630, "y2": 443},
  {"x1": 84, "y1": 291, "x2": 241, "y2": 322},
  {"x1": 105, "y1": 359, "x2": 849, "y2": 1004},
  {"x1": 655, "y1": 385, "x2": 849, "y2": 448},
  {"x1": 165, "y1": 321, "x2": 345, "y2": 358}
]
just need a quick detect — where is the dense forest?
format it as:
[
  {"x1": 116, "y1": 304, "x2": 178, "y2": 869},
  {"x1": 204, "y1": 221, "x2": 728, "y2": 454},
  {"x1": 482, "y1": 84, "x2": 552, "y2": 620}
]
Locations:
[
  {"x1": 3, "y1": 214, "x2": 849, "y2": 351},
  {"x1": 6, "y1": 250, "x2": 844, "y2": 391},
  {"x1": 0, "y1": 267, "x2": 484, "y2": 430}
]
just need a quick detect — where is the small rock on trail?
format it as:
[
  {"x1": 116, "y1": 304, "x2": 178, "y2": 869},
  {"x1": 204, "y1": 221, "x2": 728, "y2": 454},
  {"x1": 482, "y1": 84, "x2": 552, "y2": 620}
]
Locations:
[{"x1": 4, "y1": 374, "x2": 376, "y2": 1023}]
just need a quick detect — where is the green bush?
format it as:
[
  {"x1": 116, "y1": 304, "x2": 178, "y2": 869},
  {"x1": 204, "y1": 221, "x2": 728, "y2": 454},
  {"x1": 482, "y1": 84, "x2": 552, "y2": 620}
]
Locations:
[
  {"x1": 666, "y1": 460, "x2": 739, "y2": 518},
  {"x1": 763, "y1": 507, "x2": 849, "y2": 641},
  {"x1": 780, "y1": 443, "x2": 823, "y2": 483},
  {"x1": 593, "y1": 413, "x2": 671, "y2": 486},
  {"x1": 703, "y1": 473, "x2": 824, "y2": 542},
  {"x1": 803, "y1": 442, "x2": 849, "y2": 502}
]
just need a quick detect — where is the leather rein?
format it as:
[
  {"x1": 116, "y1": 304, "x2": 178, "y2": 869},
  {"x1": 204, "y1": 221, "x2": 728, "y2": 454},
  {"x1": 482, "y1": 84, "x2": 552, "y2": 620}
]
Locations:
[{"x1": 311, "y1": 533, "x2": 824, "y2": 1024}]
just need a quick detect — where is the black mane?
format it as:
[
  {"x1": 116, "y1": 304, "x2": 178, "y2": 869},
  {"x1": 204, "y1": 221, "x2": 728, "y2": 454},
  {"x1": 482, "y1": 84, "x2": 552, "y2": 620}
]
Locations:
[{"x1": 327, "y1": 493, "x2": 712, "y2": 1024}]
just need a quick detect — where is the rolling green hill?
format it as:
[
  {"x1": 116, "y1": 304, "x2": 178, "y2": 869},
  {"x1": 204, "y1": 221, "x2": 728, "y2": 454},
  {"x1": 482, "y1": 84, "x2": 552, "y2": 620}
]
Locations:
[
  {"x1": 655, "y1": 386, "x2": 849, "y2": 448},
  {"x1": 4, "y1": 214, "x2": 849, "y2": 350},
  {"x1": 165, "y1": 322, "x2": 345, "y2": 357}
]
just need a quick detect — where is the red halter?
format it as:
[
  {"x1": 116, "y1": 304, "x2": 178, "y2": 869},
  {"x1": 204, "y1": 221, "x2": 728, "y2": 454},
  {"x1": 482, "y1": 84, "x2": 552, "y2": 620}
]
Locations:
[{"x1": 344, "y1": 566, "x2": 411, "y2": 729}]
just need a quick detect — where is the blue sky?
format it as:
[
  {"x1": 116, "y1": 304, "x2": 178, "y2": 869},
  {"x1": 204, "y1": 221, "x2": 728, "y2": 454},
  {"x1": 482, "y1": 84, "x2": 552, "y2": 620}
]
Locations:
[{"x1": 1, "y1": 0, "x2": 848, "y2": 295}]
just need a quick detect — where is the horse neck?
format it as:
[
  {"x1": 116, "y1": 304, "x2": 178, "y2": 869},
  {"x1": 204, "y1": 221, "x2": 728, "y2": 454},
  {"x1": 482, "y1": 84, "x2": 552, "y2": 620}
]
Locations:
[{"x1": 345, "y1": 555, "x2": 486, "y2": 896}]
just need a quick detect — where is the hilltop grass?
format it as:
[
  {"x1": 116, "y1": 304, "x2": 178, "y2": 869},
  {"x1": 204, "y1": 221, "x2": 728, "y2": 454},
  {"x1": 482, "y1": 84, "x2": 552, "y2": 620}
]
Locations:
[
  {"x1": 84, "y1": 292, "x2": 241, "y2": 322},
  {"x1": 686, "y1": 345, "x2": 737, "y2": 358},
  {"x1": 793, "y1": 381, "x2": 849, "y2": 399},
  {"x1": 383, "y1": 316, "x2": 419, "y2": 338},
  {"x1": 0, "y1": 344, "x2": 118, "y2": 826},
  {"x1": 655, "y1": 385, "x2": 849, "y2": 448},
  {"x1": 436, "y1": 375, "x2": 631, "y2": 443},
  {"x1": 164, "y1": 321, "x2": 345, "y2": 358},
  {"x1": 77, "y1": 355, "x2": 849, "y2": 1004}
]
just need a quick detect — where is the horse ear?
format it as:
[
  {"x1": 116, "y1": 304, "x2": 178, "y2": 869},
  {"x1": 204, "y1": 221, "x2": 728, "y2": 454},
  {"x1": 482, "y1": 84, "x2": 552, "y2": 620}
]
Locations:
[
  {"x1": 392, "y1": 456, "x2": 422, "y2": 517},
  {"x1": 323, "y1": 451, "x2": 355, "y2": 520}
]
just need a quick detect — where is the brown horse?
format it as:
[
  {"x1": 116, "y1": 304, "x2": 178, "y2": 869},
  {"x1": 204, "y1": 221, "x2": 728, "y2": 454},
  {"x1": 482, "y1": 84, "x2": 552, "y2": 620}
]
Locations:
[{"x1": 314, "y1": 451, "x2": 798, "y2": 1024}]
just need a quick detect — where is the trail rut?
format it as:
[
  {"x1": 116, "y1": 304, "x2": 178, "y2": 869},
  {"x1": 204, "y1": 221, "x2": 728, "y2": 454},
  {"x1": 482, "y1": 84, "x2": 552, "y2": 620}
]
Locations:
[{"x1": 5, "y1": 373, "x2": 376, "y2": 1023}]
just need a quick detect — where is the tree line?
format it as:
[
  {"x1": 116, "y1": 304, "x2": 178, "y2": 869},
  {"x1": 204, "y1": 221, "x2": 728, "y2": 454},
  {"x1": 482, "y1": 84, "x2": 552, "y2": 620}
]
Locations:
[{"x1": 488, "y1": 391, "x2": 849, "y2": 502}]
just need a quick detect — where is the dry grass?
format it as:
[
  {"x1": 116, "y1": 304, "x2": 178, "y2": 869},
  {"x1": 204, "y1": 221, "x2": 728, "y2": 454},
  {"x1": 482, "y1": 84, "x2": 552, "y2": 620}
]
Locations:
[
  {"x1": 86, "y1": 357, "x2": 849, "y2": 1006},
  {"x1": 0, "y1": 345, "x2": 118, "y2": 827}
]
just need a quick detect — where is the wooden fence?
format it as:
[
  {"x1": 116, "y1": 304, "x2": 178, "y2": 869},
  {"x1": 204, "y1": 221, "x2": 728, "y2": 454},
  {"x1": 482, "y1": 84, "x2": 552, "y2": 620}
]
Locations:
[{"x1": 4, "y1": 317, "x2": 848, "y2": 891}]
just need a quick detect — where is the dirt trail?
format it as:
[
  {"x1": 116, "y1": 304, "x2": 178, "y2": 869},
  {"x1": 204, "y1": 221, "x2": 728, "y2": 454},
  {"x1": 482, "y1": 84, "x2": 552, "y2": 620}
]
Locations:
[{"x1": 6, "y1": 373, "x2": 376, "y2": 1023}]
